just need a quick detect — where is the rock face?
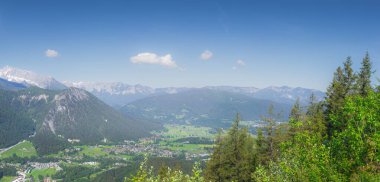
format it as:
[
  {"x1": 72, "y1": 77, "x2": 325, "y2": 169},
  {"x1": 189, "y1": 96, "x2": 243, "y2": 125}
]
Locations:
[{"x1": 0, "y1": 87, "x2": 159, "y2": 154}]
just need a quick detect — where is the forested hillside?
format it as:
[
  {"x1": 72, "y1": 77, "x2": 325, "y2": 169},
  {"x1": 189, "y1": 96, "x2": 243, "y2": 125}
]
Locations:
[
  {"x1": 122, "y1": 89, "x2": 291, "y2": 128},
  {"x1": 0, "y1": 87, "x2": 160, "y2": 155},
  {"x1": 131, "y1": 53, "x2": 380, "y2": 181}
]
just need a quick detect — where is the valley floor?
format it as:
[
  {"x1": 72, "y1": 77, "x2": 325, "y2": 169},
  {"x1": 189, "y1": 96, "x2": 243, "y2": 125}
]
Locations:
[{"x1": 0, "y1": 124, "x2": 215, "y2": 182}]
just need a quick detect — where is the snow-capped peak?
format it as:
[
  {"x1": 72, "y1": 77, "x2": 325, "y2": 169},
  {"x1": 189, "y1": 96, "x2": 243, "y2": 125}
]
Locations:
[
  {"x1": 0, "y1": 66, "x2": 67, "y2": 90},
  {"x1": 63, "y1": 81, "x2": 155, "y2": 95}
]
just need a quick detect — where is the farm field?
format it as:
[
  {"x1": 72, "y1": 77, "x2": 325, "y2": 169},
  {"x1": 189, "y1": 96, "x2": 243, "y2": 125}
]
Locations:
[{"x1": 28, "y1": 168, "x2": 57, "y2": 181}]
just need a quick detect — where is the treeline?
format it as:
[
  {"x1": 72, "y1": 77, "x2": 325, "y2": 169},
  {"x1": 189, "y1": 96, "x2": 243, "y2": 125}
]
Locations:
[{"x1": 130, "y1": 53, "x2": 380, "y2": 181}]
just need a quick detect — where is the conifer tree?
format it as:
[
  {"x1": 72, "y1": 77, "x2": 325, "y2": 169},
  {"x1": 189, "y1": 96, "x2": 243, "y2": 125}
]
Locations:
[
  {"x1": 261, "y1": 105, "x2": 279, "y2": 162},
  {"x1": 289, "y1": 98, "x2": 302, "y2": 122},
  {"x1": 205, "y1": 114, "x2": 255, "y2": 182},
  {"x1": 305, "y1": 93, "x2": 325, "y2": 133},
  {"x1": 204, "y1": 129, "x2": 223, "y2": 182},
  {"x1": 325, "y1": 66, "x2": 346, "y2": 137},
  {"x1": 288, "y1": 98, "x2": 303, "y2": 138},
  {"x1": 356, "y1": 52, "x2": 373, "y2": 96},
  {"x1": 343, "y1": 57, "x2": 356, "y2": 94},
  {"x1": 255, "y1": 128, "x2": 268, "y2": 165}
]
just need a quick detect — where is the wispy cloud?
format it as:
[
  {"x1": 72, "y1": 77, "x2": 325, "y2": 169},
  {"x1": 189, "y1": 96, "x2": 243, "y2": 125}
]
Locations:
[
  {"x1": 237, "y1": 60, "x2": 246, "y2": 66},
  {"x1": 232, "y1": 59, "x2": 246, "y2": 70},
  {"x1": 200, "y1": 50, "x2": 213, "y2": 60},
  {"x1": 45, "y1": 49, "x2": 58, "y2": 58},
  {"x1": 130, "y1": 52, "x2": 178, "y2": 68}
]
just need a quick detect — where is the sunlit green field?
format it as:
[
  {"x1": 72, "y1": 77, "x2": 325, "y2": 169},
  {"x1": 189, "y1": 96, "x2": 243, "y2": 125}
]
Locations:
[
  {"x1": 0, "y1": 141, "x2": 37, "y2": 159},
  {"x1": 28, "y1": 168, "x2": 57, "y2": 181},
  {"x1": 152, "y1": 124, "x2": 215, "y2": 153},
  {"x1": 153, "y1": 124, "x2": 215, "y2": 140},
  {"x1": 0, "y1": 176, "x2": 15, "y2": 182}
]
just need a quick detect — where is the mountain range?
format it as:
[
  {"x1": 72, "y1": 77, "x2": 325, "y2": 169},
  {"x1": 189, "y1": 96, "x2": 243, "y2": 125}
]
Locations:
[
  {"x1": 0, "y1": 69, "x2": 160, "y2": 154},
  {"x1": 1, "y1": 66, "x2": 325, "y2": 108},
  {"x1": 0, "y1": 66, "x2": 326, "y2": 154},
  {"x1": 63, "y1": 82, "x2": 324, "y2": 108}
]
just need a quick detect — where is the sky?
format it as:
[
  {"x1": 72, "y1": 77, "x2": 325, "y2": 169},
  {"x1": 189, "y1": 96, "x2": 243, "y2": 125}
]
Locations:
[{"x1": 0, "y1": 0, "x2": 379, "y2": 91}]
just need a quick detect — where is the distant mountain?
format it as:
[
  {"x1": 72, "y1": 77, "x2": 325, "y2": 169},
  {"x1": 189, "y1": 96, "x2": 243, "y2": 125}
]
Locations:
[
  {"x1": 121, "y1": 88, "x2": 292, "y2": 128},
  {"x1": 253, "y1": 86, "x2": 325, "y2": 105},
  {"x1": 0, "y1": 78, "x2": 26, "y2": 90},
  {"x1": 204, "y1": 86, "x2": 259, "y2": 94},
  {"x1": 0, "y1": 66, "x2": 67, "y2": 90},
  {"x1": 63, "y1": 82, "x2": 155, "y2": 108},
  {"x1": 0, "y1": 87, "x2": 159, "y2": 154},
  {"x1": 65, "y1": 82, "x2": 324, "y2": 107},
  {"x1": 63, "y1": 81, "x2": 192, "y2": 107}
]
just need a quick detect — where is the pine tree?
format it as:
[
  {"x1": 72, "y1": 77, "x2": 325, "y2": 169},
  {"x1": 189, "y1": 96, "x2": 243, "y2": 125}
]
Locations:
[
  {"x1": 205, "y1": 113, "x2": 256, "y2": 182},
  {"x1": 325, "y1": 66, "x2": 346, "y2": 137},
  {"x1": 289, "y1": 98, "x2": 302, "y2": 122},
  {"x1": 261, "y1": 105, "x2": 279, "y2": 162},
  {"x1": 255, "y1": 128, "x2": 268, "y2": 165},
  {"x1": 341, "y1": 57, "x2": 357, "y2": 96},
  {"x1": 305, "y1": 93, "x2": 325, "y2": 134},
  {"x1": 325, "y1": 66, "x2": 345, "y2": 115},
  {"x1": 356, "y1": 52, "x2": 373, "y2": 96},
  {"x1": 204, "y1": 129, "x2": 223, "y2": 182},
  {"x1": 288, "y1": 98, "x2": 303, "y2": 139}
]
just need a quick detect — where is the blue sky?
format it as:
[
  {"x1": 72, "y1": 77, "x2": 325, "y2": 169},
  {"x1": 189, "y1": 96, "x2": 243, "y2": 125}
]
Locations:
[{"x1": 0, "y1": 0, "x2": 379, "y2": 91}]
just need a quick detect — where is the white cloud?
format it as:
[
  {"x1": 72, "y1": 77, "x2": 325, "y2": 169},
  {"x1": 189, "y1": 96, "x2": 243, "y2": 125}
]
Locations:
[
  {"x1": 130, "y1": 52, "x2": 177, "y2": 68},
  {"x1": 45, "y1": 49, "x2": 59, "y2": 58},
  {"x1": 237, "y1": 59, "x2": 246, "y2": 66},
  {"x1": 200, "y1": 50, "x2": 213, "y2": 60},
  {"x1": 232, "y1": 59, "x2": 246, "y2": 70}
]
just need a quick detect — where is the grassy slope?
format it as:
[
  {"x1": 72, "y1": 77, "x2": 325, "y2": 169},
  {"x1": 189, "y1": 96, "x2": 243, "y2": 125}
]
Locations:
[
  {"x1": 0, "y1": 141, "x2": 37, "y2": 159},
  {"x1": 0, "y1": 176, "x2": 15, "y2": 182}
]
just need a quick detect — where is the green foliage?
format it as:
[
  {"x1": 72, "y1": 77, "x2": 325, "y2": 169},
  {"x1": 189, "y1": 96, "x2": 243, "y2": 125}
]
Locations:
[
  {"x1": 305, "y1": 93, "x2": 326, "y2": 134},
  {"x1": 356, "y1": 52, "x2": 373, "y2": 96},
  {"x1": 205, "y1": 114, "x2": 256, "y2": 182},
  {"x1": 32, "y1": 129, "x2": 69, "y2": 155},
  {"x1": 330, "y1": 91, "x2": 380, "y2": 178},
  {"x1": 130, "y1": 155, "x2": 204, "y2": 182},
  {"x1": 0, "y1": 166, "x2": 17, "y2": 177},
  {"x1": 252, "y1": 132, "x2": 343, "y2": 182}
]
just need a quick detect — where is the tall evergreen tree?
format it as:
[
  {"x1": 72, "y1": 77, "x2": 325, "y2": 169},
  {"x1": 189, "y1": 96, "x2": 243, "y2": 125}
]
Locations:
[
  {"x1": 289, "y1": 98, "x2": 302, "y2": 122},
  {"x1": 260, "y1": 105, "x2": 282, "y2": 162},
  {"x1": 288, "y1": 98, "x2": 303, "y2": 138},
  {"x1": 204, "y1": 129, "x2": 223, "y2": 182},
  {"x1": 255, "y1": 128, "x2": 268, "y2": 165},
  {"x1": 205, "y1": 114, "x2": 256, "y2": 182},
  {"x1": 342, "y1": 57, "x2": 356, "y2": 95},
  {"x1": 356, "y1": 52, "x2": 373, "y2": 96},
  {"x1": 325, "y1": 66, "x2": 346, "y2": 137},
  {"x1": 305, "y1": 93, "x2": 325, "y2": 134}
]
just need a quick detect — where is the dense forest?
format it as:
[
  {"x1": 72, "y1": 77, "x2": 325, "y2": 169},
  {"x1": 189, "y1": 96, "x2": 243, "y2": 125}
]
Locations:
[{"x1": 130, "y1": 53, "x2": 380, "y2": 181}]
